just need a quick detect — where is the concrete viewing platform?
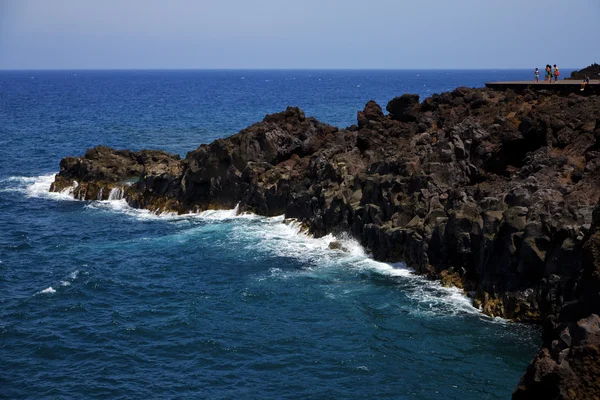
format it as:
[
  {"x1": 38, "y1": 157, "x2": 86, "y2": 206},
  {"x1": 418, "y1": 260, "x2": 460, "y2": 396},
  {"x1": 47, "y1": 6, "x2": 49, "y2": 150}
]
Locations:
[{"x1": 485, "y1": 80, "x2": 600, "y2": 95}]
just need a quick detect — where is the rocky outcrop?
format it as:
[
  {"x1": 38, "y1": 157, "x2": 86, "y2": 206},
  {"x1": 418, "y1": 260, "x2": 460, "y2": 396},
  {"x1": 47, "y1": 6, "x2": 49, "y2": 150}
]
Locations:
[
  {"x1": 568, "y1": 63, "x2": 600, "y2": 80},
  {"x1": 50, "y1": 87, "x2": 600, "y2": 394},
  {"x1": 49, "y1": 146, "x2": 182, "y2": 200},
  {"x1": 50, "y1": 89, "x2": 600, "y2": 323},
  {"x1": 126, "y1": 107, "x2": 342, "y2": 213},
  {"x1": 513, "y1": 201, "x2": 600, "y2": 399}
]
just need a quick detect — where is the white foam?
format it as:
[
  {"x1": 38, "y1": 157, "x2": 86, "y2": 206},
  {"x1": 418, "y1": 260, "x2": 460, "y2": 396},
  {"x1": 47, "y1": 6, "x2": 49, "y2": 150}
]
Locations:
[
  {"x1": 85, "y1": 198, "x2": 174, "y2": 221},
  {"x1": 195, "y1": 204, "x2": 248, "y2": 221},
  {"x1": 240, "y1": 221, "x2": 409, "y2": 278},
  {"x1": 237, "y1": 217, "x2": 478, "y2": 317},
  {"x1": 5, "y1": 174, "x2": 252, "y2": 223},
  {"x1": 27, "y1": 175, "x2": 60, "y2": 198},
  {"x1": 8, "y1": 174, "x2": 478, "y2": 316},
  {"x1": 0, "y1": 174, "x2": 77, "y2": 201},
  {"x1": 59, "y1": 269, "x2": 80, "y2": 287},
  {"x1": 39, "y1": 287, "x2": 56, "y2": 294},
  {"x1": 85, "y1": 199, "x2": 257, "y2": 223},
  {"x1": 387, "y1": 270, "x2": 481, "y2": 317},
  {"x1": 108, "y1": 187, "x2": 124, "y2": 200},
  {"x1": 237, "y1": 216, "x2": 335, "y2": 262},
  {"x1": 368, "y1": 261, "x2": 413, "y2": 278},
  {"x1": 35, "y1": 270, "x2": 81, "y2": 294}
]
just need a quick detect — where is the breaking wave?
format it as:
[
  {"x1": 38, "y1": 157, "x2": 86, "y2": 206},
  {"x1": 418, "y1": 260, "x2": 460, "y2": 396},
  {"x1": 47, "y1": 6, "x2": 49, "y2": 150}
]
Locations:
[
  {"x1": 7, "y1": 174, "x2": 478, "y2": 317},
  {"x1": 0, "y1": 174, "x2": 76, "y2": 201}
]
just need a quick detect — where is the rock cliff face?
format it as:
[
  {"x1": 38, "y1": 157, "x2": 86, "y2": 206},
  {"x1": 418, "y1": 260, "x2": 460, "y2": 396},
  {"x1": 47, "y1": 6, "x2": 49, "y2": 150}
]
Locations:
[
  {"x1": 513, "y1": 201, "x2": 600, "y2": 399},
  {"x1": 50, "y1": 87, "x2": 600, "y2": 396}
]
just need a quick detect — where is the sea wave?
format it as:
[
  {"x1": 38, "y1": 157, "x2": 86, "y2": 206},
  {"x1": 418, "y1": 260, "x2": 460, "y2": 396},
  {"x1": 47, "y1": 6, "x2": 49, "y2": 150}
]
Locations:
[
  {"x1": 236, "y1": 216, "x2": 479, "y2": 317},
  {"x1": 34, "y1": 270, "x2": 82, "y2": 297},
  {"x1": 84, "y1": 199, "x2": 261, "y2": 222},
  {"x1": 0, "y1": 174, "x2": 76, "y2": 201},
  {"x1": 11, "y1": 174, "x2": 479, "y2": 316},
  {"x1": 38, "y1": 287, "x2": 56, "y2": 295}
]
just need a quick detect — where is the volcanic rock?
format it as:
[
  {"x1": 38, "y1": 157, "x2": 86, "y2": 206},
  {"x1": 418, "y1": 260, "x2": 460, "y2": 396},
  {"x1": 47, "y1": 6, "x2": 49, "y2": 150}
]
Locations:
[
  {"x1": 513, "y1": 200, "x2": 600, "y2": 399},
  {"x1": 567, "y1": 63, "x2": 600, "y2": 80},
  {"x1": 50, "y1": 86, "x2": 600, "y2": 395}
]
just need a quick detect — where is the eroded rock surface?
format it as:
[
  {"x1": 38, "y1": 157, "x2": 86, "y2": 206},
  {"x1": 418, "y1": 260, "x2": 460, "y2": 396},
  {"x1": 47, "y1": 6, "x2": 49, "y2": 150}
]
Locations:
[
  {"x1": 51, "y1": 88, "x2": 600, "y2": 395},
  {"x1": 51, "y1": 89, "x2": 600, "y2": 324},
  {"x1": 50, "y1": 146, "x2": 182, "y2": 200},
  {"x1": 514, "y1": 201, "x2": 600, "y2": 399}
]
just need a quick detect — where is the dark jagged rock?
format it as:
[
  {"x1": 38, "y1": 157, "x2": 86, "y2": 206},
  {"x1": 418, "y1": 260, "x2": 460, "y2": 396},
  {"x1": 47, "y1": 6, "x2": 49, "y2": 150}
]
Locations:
[
  {"x1": 50, "y1": 89, "x2": 600, "y2": 318},
  {"x1": 386, "y1": 94, "x2": 420, "y2": 122},
  {"x1": 49, "y1": 145, "x2": 182, "y2": 200},
  {"x1": 514, "y1": 201, "x2": 600, "y2": 399},
  {"x1": 357, "y1": 100, "x2": 385, "y2": 129},
  {"x1": 50, "y1": 87, "x2": 600, "y2": 395},
  {"x1": 175, "y1": 106, "x2": 344, "y2": 215},
  {"x1": 567, "y1": 63, "x2": 600, "y2": 80}
]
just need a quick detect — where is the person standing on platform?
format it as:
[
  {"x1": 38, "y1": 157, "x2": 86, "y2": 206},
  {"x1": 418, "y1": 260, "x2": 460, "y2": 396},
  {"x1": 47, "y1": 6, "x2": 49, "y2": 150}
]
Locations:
[
  {"x1": 553, "y1": 65, "x2": 560, "y2": 82},
  {"x1": 535, "y1": 68, "x2": 540, "y2": 83}
]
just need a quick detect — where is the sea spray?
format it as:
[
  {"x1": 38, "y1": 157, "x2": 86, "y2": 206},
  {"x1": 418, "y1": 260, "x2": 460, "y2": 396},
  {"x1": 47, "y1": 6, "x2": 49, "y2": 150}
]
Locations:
[
  {"x1": 7, "y1": 173, "x2": 479, "y2": 316},
  {"x1": 108, "y1": 187, "x2": 124, "y2": 200}
]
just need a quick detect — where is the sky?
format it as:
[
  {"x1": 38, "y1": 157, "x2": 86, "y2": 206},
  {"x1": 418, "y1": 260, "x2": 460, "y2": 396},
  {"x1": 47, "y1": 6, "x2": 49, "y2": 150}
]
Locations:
[{"x1": 1, "y1": 0, "x2": 599, "y2": 69}]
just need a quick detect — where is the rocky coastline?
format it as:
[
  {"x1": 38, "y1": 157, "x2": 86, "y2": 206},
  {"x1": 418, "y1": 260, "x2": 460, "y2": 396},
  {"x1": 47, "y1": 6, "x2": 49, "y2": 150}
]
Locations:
[{"x1": 50, "y1": 86, "x2": 600, "y2": 398}]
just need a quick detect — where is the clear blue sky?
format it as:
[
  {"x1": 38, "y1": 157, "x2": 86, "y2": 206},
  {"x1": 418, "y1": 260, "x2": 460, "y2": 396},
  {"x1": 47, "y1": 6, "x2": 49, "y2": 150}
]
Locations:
[{"x1": 1, "y1": 0, "x2": 599, "y2": 69}]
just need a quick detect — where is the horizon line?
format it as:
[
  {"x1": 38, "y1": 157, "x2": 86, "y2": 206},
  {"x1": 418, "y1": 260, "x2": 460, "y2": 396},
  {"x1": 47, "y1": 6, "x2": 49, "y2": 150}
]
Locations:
[{"x1": 0, "y1": 67, "x2": 581, "y2": 72}]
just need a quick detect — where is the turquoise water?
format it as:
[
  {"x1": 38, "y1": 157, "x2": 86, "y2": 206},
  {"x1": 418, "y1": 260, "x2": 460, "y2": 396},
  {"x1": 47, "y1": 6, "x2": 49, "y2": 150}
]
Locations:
[{"x1": 0, "y1": 70, "x2": 543, "y2": 399}]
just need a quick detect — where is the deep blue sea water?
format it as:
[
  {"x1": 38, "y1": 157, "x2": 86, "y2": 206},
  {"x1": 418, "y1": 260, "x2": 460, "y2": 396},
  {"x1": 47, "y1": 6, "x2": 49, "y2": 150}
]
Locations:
[{"x1": 0, "y1": 70, "x2": 553, "y2": 399}]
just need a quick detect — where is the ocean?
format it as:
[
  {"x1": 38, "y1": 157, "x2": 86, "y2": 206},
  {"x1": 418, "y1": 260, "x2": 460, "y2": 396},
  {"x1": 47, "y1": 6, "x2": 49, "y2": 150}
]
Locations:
[{"x1": 0, "y1": 70, "x2": 550, "y2": 399}]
